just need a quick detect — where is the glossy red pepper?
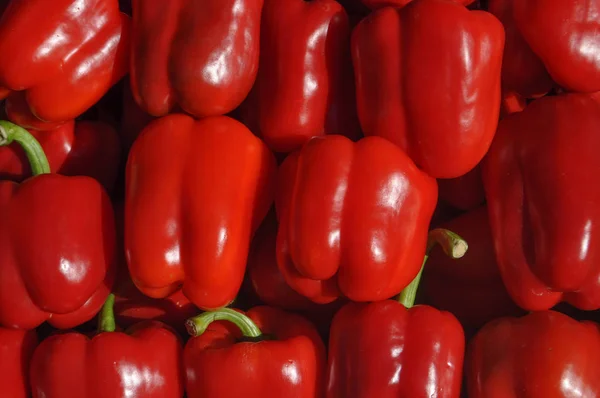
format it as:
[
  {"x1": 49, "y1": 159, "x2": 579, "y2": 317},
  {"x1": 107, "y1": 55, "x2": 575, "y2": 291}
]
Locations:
[
  {"x1": 352, "y1": 0, "x2": 504, "y2": 178},
  {"x1": 358, "y1": 0, "x2": 475, "y2": 9},
  {"x1": 30, "y1": 294, "x2": 184, "y2": 398},
  {"x1": 125, "y1": 114, "x2": 277, "y2": 310},
  {"x1": 326, "y1": 229, "x2": 467, "y2": 398},
  {"x1": 240, "y1": 0, "x2": 360, "y2": 153},
  {"x1": 483, "y1": 93, "x2": 600, "y2": 311},
  {"x1": 0, "y1": 121, "x2": 116, "y2": 329},
  {"x1": 437, "y1": 166, "x2": 486, "y2": 212},
  {"x1": 276, "y1": 135, "x2": 437, "y2": 304},
  {"x1": 0, "y1": 120, "x2": 121, "y2": 192},
  {"x1": 0, "y1": 0, "x2": 131, "y2": 129},
  {"x1": 490, "y1": 0, "x2": 600, "y2": 96},
  {"x1": 467, "y1": 310, "x2": 600, "y2": 398},
  {"x1": 0, "y1": 328, "x2": 38, "y2": 398},
  {"x1": 185, "y1": 306, "x2": 326, "y2": 398},
  {"x1": 130, "y1": 0, "x2": 262, "y2": 118},
  {"x1": 422, "y1": 206, "x2": 523, "y2": 330},
  {"x1": 120, "y1": 80, "x2": 156, "y2": 150}
]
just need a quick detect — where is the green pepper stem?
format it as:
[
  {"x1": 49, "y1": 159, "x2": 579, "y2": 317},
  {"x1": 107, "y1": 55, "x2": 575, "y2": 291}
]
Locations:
[
  {"x1": 397, "y1": 228, "x2": 468, "y2": 309},
  {"x1": 186, "y1": 308, "x2": 262, "y2": 338},
  {"x1": 98, "y1": 294, "x2": 117, "y2": 333},
  {"x1": 0, "y1": 120, "x2": 50, "y2": 176}
]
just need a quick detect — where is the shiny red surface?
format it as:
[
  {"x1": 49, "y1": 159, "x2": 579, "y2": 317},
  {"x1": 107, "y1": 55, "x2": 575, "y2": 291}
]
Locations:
[
  {"x1": 0, "y1": 120, "x2": 121, "y2": 192},
  {"x1": 276, "y1": 135, "x2": 437, "y2": 303},
  {"x1": 30, "y1": 322, "x2": 183, "y2": 398},
  {"x1": 352, "y1": 0, "x2": 504, "y2": 178},
  {"x1": 131, "y1": 0, "x2": 262, "y2": 118},
  {"x1": 185, "y1": 306, "x2": 326, "y2": 398},
  {"x1": 0, "y1": 0, "x2": 130, "y2": 128},
  {"x1": 0, "y1": 174, "x2": 116, "y2": 329},
  {"x1": 125, "y1": 114, "x2": 277, "y2": 310},
  {"x1": 484, "y1": 93, "x2": 600, "y2": 310},
  {"x1": 467, "y1": 311, "x2": 600, "y2": 398},
  {"x1": 327, "y1": 301, "x2": 465, "y2": 398},
  {"x1": 0, "y1": 328, "x2": 38, "y2": 398},
  {"x1": 240, "y1": 0, "x2": 360, "y2": 153}
]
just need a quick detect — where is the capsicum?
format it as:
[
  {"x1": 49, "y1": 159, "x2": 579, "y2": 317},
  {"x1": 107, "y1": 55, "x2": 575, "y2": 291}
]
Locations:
[
  {"x1": 351, "y1": 0, "x2": 504, "y2": 178},
  {"x1": 0, "y1": 120, "x2": 121, "y2": 192},
  {"x1": 326, "y1": 229, "x2": 467, "y2": 398},
  {"x1": 239, "y1": 0, "x2": 361, "y2": 153},
  {"x1": 0, "y1": 0, "x2": 131, "y2": 130},
  {"x1": 0, "y1": 327, "x2": 38, "y2": 398},
  {"x1": 483, "y1": 93, "x2": 600, "y2": 311},
  {"x1": 130, "y1": 0, "x2": 262, "y2": 118},
  {"x1": 0, "y1": 121, "x2": 116, "y2": 330},
  {"x1": 185, "y1": 306, "x2": 326, "y2": 397},
  {"x1": 125, "y1": 114, "x2": 277, "y2": 310},
  {"x1": 467, "y1": 310, "x2": 600, "y2": 398},
  {"x1": 276, "y1": 134, "x2": 437, "y2": 304},
  {"x1": 30, "y1": 294, "x2": 184, "y2": 398}
]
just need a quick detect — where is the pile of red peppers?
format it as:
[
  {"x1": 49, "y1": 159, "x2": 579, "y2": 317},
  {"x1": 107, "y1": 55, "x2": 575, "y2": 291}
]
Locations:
[{"x1": 2, "y1": 0, "x2": 600, "y2": 397}]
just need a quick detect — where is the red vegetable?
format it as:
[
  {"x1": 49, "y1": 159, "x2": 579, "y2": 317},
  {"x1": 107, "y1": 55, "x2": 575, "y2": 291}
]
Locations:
[
  {"x1": 125, "y1": 114, "x2": 277, "y2": 310},
  {"x1": 351, "y1": 0, "x2": 504, "y2": 178},
  {"x1": 0, "y1": 0, "x2": 131, "y2": 129},
  {"x1": 30, "y1": 294, "x2": 184, "y2": 398},
  {"x1": 0, "y1": 121, "x2": 116, "y2": 329},
  {"x1": 0, "y1": 120, "x2": 121, "y2": 192},
  {"x1": 276, "y1": 135, "x2": 437, "y2": 304},
  {"x1": 467, "y1": 310, "x2": 600, "y2": 398},
  {"x1": 240, "y1": 0, "x2": 360, "y2": 153},
  {"x1": 483, "y1": 93, "x2": 600, "y2": 310},
  {"x1": 0, "y1": 328, "x2": 38, "y2": 398},
  {"x1": 185, "y1": 306, "x2": 326, "y2": 398}
]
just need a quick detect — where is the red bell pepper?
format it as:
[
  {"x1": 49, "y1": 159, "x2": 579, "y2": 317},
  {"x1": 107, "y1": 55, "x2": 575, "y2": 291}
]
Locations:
[
  {"x1": 185, "y1": 306, "x2": 326, "y2": 398},
  {"x1": 483, "y1": 93, "x2": 600, "y2": 311},
  {"x1": 120, "y1": 80, "x2": 156, "y2": 150},
  {"x1": 125, "y1": 114, "x2": 277, "y2": 310},
  {"x1": 0, "y1": 328, "x2": 38, "y2": 398},
  {"x1": 467, "y1": 310, "x2": 600, "y2": 398},
  {"x1": 276, "y1": 135, "x2": 437, "y2": 304},
  {"x1": 351, "y1": 0, "x2": 504, "y2": 178},
  {"x1": 0, "y1": 0, "x2": 131, "y2": 130},
  {"x1": 30, "y1": 294, "x2": 184, "y2": 398},
  {"x1": 326, "y1": 229, "x2": 467, "y2": 398},
  {"x1": 437, "y1": 166, "x2": 485, "y2": 211},
  {"x1": 240, "y1": 0, "x2": 360, "y2": 153},
  {"x1": 357, "y1": 0, "x2": 475, "y2": 9},
  {"x1": 130, "y1": 0, "x2": 262, "y2": 118},
  {"x1": 0, "y1": 120, "x2": 121, "y2": 192},
  {"x1": 422, "y1": 206, "x2": 523, "y2": 330},
  {"x1": 0, "y1": 121, "x2": 116, "y2": 329},
  {"x1": 490, "y1": 0, "x2": 600, "y2": 95}
]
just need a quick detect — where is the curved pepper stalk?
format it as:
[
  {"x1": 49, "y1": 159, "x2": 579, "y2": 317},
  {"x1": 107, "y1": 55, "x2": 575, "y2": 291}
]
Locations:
[
  {"x1": 0, "y1": 120, "x2": 50, "y2": 176},
  {"x1": 397, "y1": 228, "x2": 468, "y2": 308},
  {"x1": 98, "y1": 294, "x2": 117, "y2": 333},
  {"x1": 186, "y1": 308, "x2": 262, "y2": 339}
]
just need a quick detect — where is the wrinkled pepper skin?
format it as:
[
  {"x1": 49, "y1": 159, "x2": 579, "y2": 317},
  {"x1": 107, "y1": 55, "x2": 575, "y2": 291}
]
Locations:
[
  {"x1": 467, "y1": 310, "x2": 600, "y2": 398},
  {"x1": 130, "y1": 0, "x2": 262, "y2": 118},
  {"x1": 276, "y1": 135, "x2": 437, "y2": 304},
  {"x1": 0, "y1": 121, "x2": 121, "y2": 192},
  {"x1": 126, "y1": 114, "x2": 277, "y2": 310},
  {"x1": 327, "y1": 300, "x2": 464, "y2": 398},
  {"x1": 352, "y1": 0, "x2": 504, "y2": 178},
  {"x1": 488, "y1": 0, "x2": 553, "y2": 98},
  {"x1": 240, "y1": 0, "x2": 360, "y2": 153},
  {"x1": 483, "y1": 93, "x2": 600, "y2": 311},
  {"x1": 0, "y1": 173, "x2": 116, "y2": 329},
  {"x1": 491, "y1": 0, "x2": 600, "y2": 95},
  {"x1": 185, "y1": 306, "x2": 326, "y2": 398},
  {"x1": 422, "y1": 206, "x2": 523, "y2": 330},
  {"x1": 0, "y1": 0, "x2": 131, "y2": 128},
  {"x1": 0, "y1": 328, "x2": 38, "y2": 398},
  {"x1": 30, "y1": 322, "x2": 184, "y2": 398}
]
